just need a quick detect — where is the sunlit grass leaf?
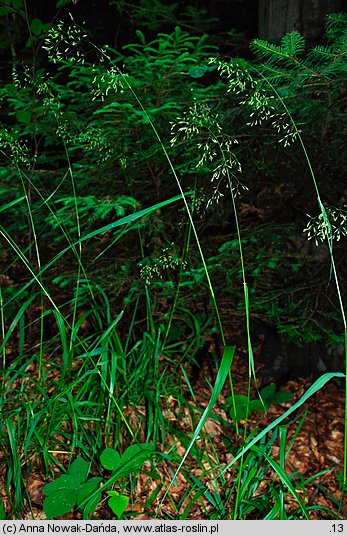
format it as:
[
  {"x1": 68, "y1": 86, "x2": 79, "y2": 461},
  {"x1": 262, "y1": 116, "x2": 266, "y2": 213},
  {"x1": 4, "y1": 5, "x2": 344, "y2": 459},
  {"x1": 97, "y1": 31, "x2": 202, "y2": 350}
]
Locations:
[
  {"x1": 223, "y1": 371, "x2": 345, "y2": 474},
  {"x1": 162, "y1": 345, "x2": 235, "y2": 504}
]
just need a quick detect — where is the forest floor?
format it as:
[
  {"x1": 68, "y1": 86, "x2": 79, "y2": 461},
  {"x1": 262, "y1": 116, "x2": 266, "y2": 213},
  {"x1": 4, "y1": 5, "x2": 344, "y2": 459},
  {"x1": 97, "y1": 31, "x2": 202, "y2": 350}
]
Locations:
[
  {"x1": 136, "y1": 353, "x2": 346, "y2": 520},
  {"x1": 1, "y1": 349, "x2": 345, "y2": 521}
]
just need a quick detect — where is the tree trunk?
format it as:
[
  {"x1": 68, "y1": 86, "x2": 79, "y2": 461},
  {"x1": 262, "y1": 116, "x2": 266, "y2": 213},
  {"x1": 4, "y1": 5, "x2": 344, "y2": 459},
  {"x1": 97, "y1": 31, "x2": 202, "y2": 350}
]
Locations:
[{"x1": 258, "y1": 0, "x2": 342, "y2": 40}]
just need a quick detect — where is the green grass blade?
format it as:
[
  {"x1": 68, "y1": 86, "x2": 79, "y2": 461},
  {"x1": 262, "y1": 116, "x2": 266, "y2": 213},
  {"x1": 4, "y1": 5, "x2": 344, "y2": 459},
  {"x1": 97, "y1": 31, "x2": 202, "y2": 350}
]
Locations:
[
  {"x1": 251, "y1": 445, "x2": 310, "y2": 519},
  {"x1": 4, "y1": 192, "x2": 192, "y2": 309},
  {"x1": 0, "y1": 196, "x2": 26, "y2": 214},
  {"x1": 159, "y1": 345, "x2": 235, "y2": 507},
  {"x1": 6, "y1": 419, "x2": 23, "y2": 513},
  {"x1": 0, "y1": 293, "x2": 37, "y2": 353},
  {"x1": 222, "y1": 371, "x2": 345, "y2": 474}
]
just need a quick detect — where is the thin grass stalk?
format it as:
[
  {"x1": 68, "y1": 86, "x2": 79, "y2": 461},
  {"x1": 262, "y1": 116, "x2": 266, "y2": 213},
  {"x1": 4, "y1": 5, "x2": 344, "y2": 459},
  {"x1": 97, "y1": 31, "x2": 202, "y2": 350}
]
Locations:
[
  {"x1": 87, "y1": 39, "x2": 228, "y2": 348},
  {"x1": 81, "y1": 42, "x2": 241, "y2": 510},
  {"x1": 17, "y1": 163, "x2": 45, "y2": 380},
  {"x1": 62, "y1": 140, "x2": 83, "y2": 367},
  {"x1": 255, "y1": 68, "x2": 347, "y2": 487},
  {"x1": 162, "y1": 181, "x2": 195, "y2": 349},
  {"x1": 0, "y1": 285, "x2": 6, "y2": 387},
  {"x1": 279, "y1": 425, "x2": 287, "y2": 519},
  {"x1": 6, "y1": 418, "x2": 23, "y2": 514},
  {"x1": 2, "y1": 193, "x2": 188, "y2": 312}
]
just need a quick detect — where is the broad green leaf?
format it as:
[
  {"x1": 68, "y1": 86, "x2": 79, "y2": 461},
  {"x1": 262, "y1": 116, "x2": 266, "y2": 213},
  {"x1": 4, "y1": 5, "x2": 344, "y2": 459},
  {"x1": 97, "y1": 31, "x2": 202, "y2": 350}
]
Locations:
[
  {"x1": 43, "y1": 474, "x2": 78, "y2": 495},
  {"x1": 260, "y1": 384, "x2": 277, "y2": 399},
  {"x1": 30, "y1": 18, "x2": 42, "y2": 36},
  {"x1": 43, "y1": 490, "x2": 77, "y2": 518},
  {"x1": 68, "y1": 457, "x2": 89, "y2": 483},
  {"x1": 228, "y1": 394, "x2": 249, "y2": 422},
  {"x1": 249, "y1": 399, "x2": 267, "y2": 412},
  {"x1": 100, "y1": 448, "x2": 121, "y2": 471},
  {"x1": 107, "y1": 492, "x2": 129, "y2": 518},
  {"x1": 77, "y1": 478, "x2": 102, "y2": 507},
  {"x1": 188, "y1": 64, "x2": 208, "y2": 78}
]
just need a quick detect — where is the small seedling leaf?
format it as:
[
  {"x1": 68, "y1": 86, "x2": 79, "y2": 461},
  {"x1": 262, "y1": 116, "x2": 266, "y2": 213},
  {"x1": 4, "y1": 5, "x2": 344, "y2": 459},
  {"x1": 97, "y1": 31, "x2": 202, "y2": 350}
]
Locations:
[
  {"x1": 107, "y1": 492, "x2": 129, "y2": 518},
  {"x1": 260, "y1": 384, "x2": 277, "y2": 400},
  {"x1": 228, "y1": 394, "x2": 249, "y2": 423},
  {"x1": 249, "y1": 399, "x2": 268, "y2": 412},
  {"x1": 100, "y1": 448, "x2": 121, "y2": 471},
  {"x1": 271, "y1": 390, "x2": 292, "y2": 404}
]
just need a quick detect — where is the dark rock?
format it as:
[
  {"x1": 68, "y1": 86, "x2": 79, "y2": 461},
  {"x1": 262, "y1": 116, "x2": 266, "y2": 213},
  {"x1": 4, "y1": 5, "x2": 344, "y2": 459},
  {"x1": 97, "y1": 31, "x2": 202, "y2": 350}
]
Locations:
[{"x1": 254, "y1": 322, "x2": 344, "y2": 383}]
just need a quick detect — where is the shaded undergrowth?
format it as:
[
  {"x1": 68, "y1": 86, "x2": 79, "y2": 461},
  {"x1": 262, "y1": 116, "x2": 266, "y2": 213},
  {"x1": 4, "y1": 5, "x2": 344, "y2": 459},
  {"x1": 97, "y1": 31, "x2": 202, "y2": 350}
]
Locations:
[{"x1": 0, "y1": 6, "x2": 346, "y2": 520}]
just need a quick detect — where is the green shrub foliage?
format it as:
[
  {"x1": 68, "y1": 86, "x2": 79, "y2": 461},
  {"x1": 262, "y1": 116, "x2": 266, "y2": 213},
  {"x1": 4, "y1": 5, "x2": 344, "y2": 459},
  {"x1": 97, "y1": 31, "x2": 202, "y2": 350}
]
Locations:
[{"x1": 0, "y1": 10, "x2": 346, "y2": 341}]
